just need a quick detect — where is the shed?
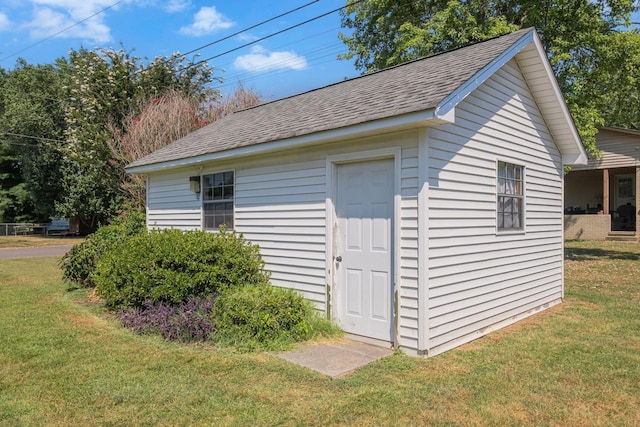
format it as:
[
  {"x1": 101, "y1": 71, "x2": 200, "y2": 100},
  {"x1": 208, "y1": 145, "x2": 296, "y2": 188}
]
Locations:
[
  {"x1": 127, "y1": 28, "x2": 587, "y2": 356},
  {"x1": 564, "y1": 127, "x2": 640, "y2": 241}
]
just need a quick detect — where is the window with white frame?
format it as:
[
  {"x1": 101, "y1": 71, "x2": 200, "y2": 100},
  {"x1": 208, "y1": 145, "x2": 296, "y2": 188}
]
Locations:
[
  {"x1": 202, "y1": 171, "x2": 234, "y2": 230},
  {"x1": 497, "y1": 161, "x2": 524, "y2": 231}
]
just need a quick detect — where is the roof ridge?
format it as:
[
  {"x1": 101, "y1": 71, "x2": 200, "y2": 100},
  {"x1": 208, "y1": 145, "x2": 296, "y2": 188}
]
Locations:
[
  {"x1": 233, "y1": 27, "x2": 534, "y2": 115},
  {"x1": 127, "y1": 27, "x2": 541, "y2": 171}
]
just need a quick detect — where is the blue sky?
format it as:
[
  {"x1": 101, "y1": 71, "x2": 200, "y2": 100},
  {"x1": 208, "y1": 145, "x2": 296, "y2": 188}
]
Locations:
[{"x1": 0, "y1": 0, "x2": 359, "y2": 100}]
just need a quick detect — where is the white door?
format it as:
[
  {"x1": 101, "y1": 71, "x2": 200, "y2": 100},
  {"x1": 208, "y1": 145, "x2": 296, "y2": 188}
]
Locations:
[{"x1": 335, "y1": 159, "x2": 394, "y2": 341}]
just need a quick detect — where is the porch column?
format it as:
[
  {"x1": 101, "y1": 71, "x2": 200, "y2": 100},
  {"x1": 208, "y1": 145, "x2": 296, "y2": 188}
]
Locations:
[
  {"x1": 636, "y1": 166, "x2": 640, "y2": 240},
  {"x1": 603, "y1": 169, "x2": 609, "y2": 214}
]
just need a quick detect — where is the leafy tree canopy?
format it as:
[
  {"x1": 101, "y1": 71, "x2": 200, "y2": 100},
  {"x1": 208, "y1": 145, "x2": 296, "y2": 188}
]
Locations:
[
  {"x1": 0, "y1": 60, "x2": 66, "y2": 222},
  {"x1": 339, "y1": 0, "x2": 640, "y2": 155},
  {"x1": 55, "y1": 47, "x2": 219, "y2": 231},
  {"x1": 0, "y1": 48, "x2": 218, "y2": 229}
]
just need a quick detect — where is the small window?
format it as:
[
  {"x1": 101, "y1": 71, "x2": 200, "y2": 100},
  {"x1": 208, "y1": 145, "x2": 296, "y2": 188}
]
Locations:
[
  {"x1": 202, "y1": 171, "x2": 234, "y2": 230},
  {"x1": 497, "y1": 161, "x2": 524, "y2": 231}
]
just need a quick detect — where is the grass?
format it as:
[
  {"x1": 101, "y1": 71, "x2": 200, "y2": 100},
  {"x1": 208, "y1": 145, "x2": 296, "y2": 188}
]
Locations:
[
  {"x1": 1, "y1": 240, "x2": 639, "y2": 425},
  {"x1": 0, "y1": 235, "x2": 85, "y2": 248}
]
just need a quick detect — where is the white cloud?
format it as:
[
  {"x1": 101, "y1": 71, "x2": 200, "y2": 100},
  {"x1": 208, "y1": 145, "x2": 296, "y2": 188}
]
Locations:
[
  {"x1": 0, "y1": 12, "x2": 10, "y2": 31},
  {"x1": 233, "y1": 46, "x2": 308, "y2": 72},
  {"x1": 165, "y1": 0, "x2": 190, "y2": 13},
  {"x1": 25, "y1": 6, "x2": 111, "y2": 43},
  {"x1": 20, "y1": 0, "x2": 126, "y2": 43},
  {"x1": 179, "y1": 6, "x2": 234, "y2": 36}
]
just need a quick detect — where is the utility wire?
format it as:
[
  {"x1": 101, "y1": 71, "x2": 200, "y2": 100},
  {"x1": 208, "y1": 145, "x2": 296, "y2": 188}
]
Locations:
[
  {"x1": 0, "y1": 0, "x2": 127, "y2": 63},
  {"x1": 178, "y1": 0, "x2": 365, "y2": 73},
  {"x1": 0, "y1": 140, "x2": 42, "y2": 148},
  {"x1": 0, "y1": 132, "x2": 66, "y2": 144},
  {"x1": 156, "y1": 0, "x2": 320, "y2": 67}
]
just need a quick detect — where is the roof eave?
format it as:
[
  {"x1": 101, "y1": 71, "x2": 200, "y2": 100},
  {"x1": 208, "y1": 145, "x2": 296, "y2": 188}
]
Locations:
[
  {"x1": 436, "y1": 29, "x2": 537, "y2": 118},
  {"x1": 437, "y1": 28, "x2": 588, "y2": 167},
  {"x1": 523, "y1": 33, "x2": 588, "y2": 166},
  {"x1": 600, "y1": 126, "x2": 640, "y2": 137},
  {"x1": 126, "y1": 107, "x2": 450, "y2": 174}
]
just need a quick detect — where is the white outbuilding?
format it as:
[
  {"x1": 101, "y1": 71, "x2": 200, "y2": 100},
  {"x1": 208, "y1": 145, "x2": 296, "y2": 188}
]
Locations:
[{"x1": 127, "y1": 28, "x2": 587, "y2": 356}]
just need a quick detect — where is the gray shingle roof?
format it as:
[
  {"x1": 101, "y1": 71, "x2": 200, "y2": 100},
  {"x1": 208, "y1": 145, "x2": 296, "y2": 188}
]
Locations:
[{"x1": 127, "y1": 28, "x2": 532, "y2": 170}]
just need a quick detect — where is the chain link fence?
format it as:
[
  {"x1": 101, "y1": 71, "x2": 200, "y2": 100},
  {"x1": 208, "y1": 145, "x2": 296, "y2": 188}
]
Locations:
[{"x1": 0, "y1": 223, "x2": 42, "y2": 236}]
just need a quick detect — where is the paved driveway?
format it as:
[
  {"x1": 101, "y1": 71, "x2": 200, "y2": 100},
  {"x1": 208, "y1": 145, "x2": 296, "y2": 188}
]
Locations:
[{"x1": 0, "y1": 245, "x2": 73, "y2": 259}]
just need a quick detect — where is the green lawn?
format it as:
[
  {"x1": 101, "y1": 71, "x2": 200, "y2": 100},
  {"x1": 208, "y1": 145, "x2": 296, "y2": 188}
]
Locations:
[{"x1": 1, "y1": 241, "x2": 639, "y2": 425}]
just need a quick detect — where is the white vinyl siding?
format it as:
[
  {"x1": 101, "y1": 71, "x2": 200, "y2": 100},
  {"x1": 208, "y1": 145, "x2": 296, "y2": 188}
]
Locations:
[
  {"x1": 146, "y1": 169, "x2": 202, "y2": 230},
  {"x1": 424, "y1": 58, "x2": 563, "y2": 356},
  {"x1": 235, "y1": 160, "x2": 328, "y2": 307},
  {"x1": 398, "y1": 146, "x2": 420, "y2": 349}
]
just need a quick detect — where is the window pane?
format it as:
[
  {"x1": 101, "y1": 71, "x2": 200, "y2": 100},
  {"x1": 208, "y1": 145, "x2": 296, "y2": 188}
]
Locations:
[
  {"x1": 212, "y1": 186, "x2": 222, "y2": 199},
  {"x1": 512, "y1": 213, "x2": 521, "y2": 229},
  {"x1": 224, "y1": 171, "x2": 234, "y2": 185},
  {"x1": 504, "y1": 212, "x2": 513, "y2": 228},
  {"x1": 504, "y1": 197, "x2": 513, "y2": 214},
  {"x1": 224, "y1": 184, "x2": 234, "y2": 199},
  {"x1": 498, "y1": 178, "x2": 505, "y2": 194}
]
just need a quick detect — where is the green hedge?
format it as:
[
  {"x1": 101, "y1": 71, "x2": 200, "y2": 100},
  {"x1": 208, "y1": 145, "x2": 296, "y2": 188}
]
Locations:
[
  {"x1": 213, "y1": 284, "x2": 316, "y2": 351},
  {"x1": 94, "y1": 229, "x2": 270, "y2": 308},
  {"x1": 60, "y1": 209, "x2": 146, "y2": 287}
]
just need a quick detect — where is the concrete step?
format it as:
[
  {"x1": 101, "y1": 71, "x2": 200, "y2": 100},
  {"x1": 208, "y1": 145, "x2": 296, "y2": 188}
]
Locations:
[{"x1": 606, "y1": 231, "x2": 637, "y2": 242}]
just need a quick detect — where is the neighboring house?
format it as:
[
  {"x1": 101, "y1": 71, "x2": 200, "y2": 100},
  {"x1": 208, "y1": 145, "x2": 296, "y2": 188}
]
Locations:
[
  {"x1": 127, "y1": 28, "x2": 587, "y2": 357},
  {"x1": 564, "y1": 127, "x2": 640, "y2": 241}
]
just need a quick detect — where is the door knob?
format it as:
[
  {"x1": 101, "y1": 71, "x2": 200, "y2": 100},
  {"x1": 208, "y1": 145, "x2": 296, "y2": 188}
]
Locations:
[{"x1": 335, "y1": 256, "x2": 342, "y2": 262}]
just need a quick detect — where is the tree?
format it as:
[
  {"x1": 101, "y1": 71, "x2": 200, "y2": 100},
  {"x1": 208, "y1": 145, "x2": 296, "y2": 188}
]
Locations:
[
  {"x1": 0, "y1": 60, "x2": 67, "y2": 222},
  {"x1": 108, "y1": 85, "x2": 262, "y2": 210},
  {"x1": 339, "y1": 0, "x2": 640, "y2": 155},
  {"x1": 56, "y1": 48, "x2": 219, "y2": 231}
]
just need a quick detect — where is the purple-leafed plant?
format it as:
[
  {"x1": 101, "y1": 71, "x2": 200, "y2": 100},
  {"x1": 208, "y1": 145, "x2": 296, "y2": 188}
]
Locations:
[{"x1": 119, "y1": 295, "x2": 216, "y2": 342}]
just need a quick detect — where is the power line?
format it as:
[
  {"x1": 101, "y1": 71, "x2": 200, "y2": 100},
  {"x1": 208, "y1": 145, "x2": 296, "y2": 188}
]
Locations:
[
  {"x1": 213, "y1": 25, "x2": 346, "y2": 82},
  {"x1": 160, "y1": 0, "x2": 320, "y2": 66},
  {"x1": 0, "y1": 132, "x2": 66, "y2": 144},
  {"x1": 0, "y1": 140, "x2": 41, "y2": 148},
  {"x1": 217, "y1": 43, "x2": 348, "y2": 92},
  {"x1": 178, "y1": 0, "x2": 365, "y2": 73},
  {"x1": 0, "y1": 0, "x2": 127, "y2": 63}
]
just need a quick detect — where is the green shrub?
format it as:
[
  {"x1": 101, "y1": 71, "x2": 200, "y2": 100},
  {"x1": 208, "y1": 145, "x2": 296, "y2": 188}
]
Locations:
[
  {"x1": 60, "y1": 224, "x2": 129, "y2": 287},
  {"x1": 93, "y1": 229, "x2": 269, "y2": 308},
  {"x1": 60, "y1": 208, "x2": 146, "y2": 288},
  {"x1": 213, "y1": 284, "x2": 337, "y2": 351},
  {"x1": 111, "y1": 207, "x2": 146, "y2": 236}
]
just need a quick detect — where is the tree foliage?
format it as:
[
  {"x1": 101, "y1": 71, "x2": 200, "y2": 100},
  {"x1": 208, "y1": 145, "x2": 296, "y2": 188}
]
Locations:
[
  {"x1": 0, "y1": 48, "x2": 220, "y2": 228},
  {"x1": 108, "y1": 85, "x2": 262, "y2": 210},
  {"x1": 0, "y1": 60, "x2": 66, "y2": 222},
  {"x1": 339, "y1": 0, "x2": 640, "y2": 155},
  {"x1": 0, "y1": 45, "x2": 263, "y2": 227},
  {"x1": 55, "y1": 48, "x2": 219, "y2": 231}
]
